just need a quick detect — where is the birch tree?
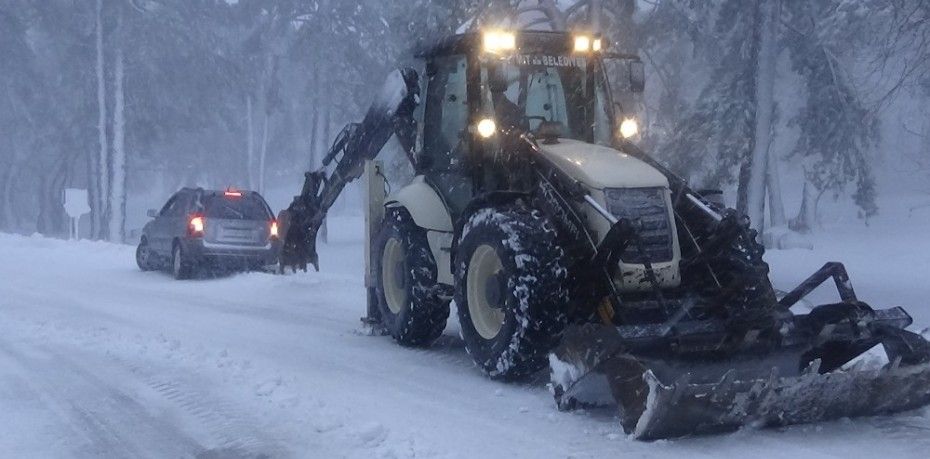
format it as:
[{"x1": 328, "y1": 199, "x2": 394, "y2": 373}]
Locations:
[
  {"x1": 108, "y1": 4, "x2": 127, "y2": 242},
  {"x1": 745, "y1": 0, "x2": 780, "y2": 231},
  {"x1": 95, "y1": 0, "x2": 109, "y2": 240}
]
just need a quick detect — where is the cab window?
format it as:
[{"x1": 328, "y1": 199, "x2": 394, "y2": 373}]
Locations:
[{"x1": 422, "y1": 55, "x2": 468, "y2": 171}]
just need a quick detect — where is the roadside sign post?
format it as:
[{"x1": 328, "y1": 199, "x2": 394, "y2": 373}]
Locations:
[{"x1": 63, "y1": 188, "x2": 91, "y2": 240}]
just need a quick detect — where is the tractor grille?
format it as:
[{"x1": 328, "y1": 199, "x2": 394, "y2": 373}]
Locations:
[{"x1": 603, "y1": 187, "x2": 674, "y2": 264}]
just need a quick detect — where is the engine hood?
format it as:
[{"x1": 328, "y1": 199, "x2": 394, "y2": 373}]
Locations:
[{"x1": 537, "y1": 139, "x2": 669, "y2": 190}]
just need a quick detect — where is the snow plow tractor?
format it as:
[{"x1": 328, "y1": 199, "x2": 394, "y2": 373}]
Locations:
[{"x1": 279, "y1": 30, "x2": 930, "y2": 439}]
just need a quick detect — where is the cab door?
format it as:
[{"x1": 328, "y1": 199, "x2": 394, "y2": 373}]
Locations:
[{"x1": 419, "y1": 54, "x2": 473, "y2": 220}]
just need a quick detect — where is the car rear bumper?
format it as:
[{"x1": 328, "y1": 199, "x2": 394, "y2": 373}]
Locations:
[{"x1": 183, "y1": 238, "x2": 279, "y2": 267}]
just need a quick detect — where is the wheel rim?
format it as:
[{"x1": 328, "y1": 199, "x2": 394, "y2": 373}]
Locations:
[
  {"x1": 381, "y1": 237, "x2": 407, "y2": 314},
  {"x1": 173, "y1": 246, "x2": 182, "y2": 276},
  {"x1": 137, "y1": 243, "x2": 149, "y2": 267},
  {"x1": 467, "y1": 244, "x2": 506, "y2": 340}
]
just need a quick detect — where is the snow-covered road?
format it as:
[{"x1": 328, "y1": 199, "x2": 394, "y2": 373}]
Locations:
[{"x1": 2, "y1": 215, "x2": 930, "y2": 458}]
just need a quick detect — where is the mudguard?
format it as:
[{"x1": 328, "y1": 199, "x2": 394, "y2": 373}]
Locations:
[{"x1": 385, "y1": 176, "x2": 452, "y2": 232}]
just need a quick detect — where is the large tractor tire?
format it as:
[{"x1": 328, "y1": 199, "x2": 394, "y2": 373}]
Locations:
[
  {"x1": 454, "y1": 206, "x2": 568, "y2": 380},
  {"x1": 374, "y1": 208, "x2": 450, "y2": 346},
  {"x1": 714, "y1": 220, "x2": 783, "y2": 326},
  {"x1": 684, "y1": 208, "x2": 782, "y2": 328}
]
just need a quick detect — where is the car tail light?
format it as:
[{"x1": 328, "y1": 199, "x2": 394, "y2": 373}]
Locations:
[
  {"x1": 188, "y1": 215, "x2": 205, "y2": 237},
  {"x1": 270, "y1": 220, "x2": 279, "y2": 240}
]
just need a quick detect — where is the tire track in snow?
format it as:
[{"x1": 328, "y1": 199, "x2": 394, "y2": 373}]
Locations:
[
  {"x1": 137, "y1": 373, "x2": 283, "y2": 457},
  {"x1": 0, "y1": 337, "x2": 203, "y2": 458}
]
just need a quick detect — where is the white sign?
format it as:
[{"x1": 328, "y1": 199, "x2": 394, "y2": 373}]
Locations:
[
  {"x1": 64, "y1": 188, "x2": 91, "y2": 218},
  {"x1": 64, "y1": 188, "x2": 90, "y2": 240}
]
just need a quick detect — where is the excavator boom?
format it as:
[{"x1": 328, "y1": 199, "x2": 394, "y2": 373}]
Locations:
[{"x1": 278, "y1": 69, "x2": 419, "y2": 272}]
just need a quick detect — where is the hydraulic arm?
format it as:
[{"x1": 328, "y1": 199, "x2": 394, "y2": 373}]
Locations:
[{"x1": 279, "y1": 69, "x2": 419, "y2": 272}]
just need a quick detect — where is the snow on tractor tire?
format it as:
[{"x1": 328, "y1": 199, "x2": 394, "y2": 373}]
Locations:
[{"x1": 454, "y1": 206, "x2": 568, "y2": 380}]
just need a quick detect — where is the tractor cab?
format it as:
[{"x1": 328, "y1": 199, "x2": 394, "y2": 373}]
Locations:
[{"x1": 410, "y1": 30, "x2": 645, "y2": 218}]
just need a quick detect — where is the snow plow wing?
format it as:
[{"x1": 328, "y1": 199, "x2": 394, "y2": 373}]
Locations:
[{"x1": 550, "y1": 304, "x2": 930, "y2": 440}]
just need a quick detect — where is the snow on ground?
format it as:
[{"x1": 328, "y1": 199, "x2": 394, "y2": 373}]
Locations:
[{"x1": 2, "y1": 213, "x2": 930, "y2": 458}]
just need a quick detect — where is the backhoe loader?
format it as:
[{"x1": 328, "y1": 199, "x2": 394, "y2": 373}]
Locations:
[{"x1": 279, "y1": 30, "x2": 930, "y2": 439}]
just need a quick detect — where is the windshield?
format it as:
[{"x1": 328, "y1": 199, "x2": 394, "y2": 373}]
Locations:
[
  {"x1": 202, "y1": 194, "x2": 271, "y2": 220},
  {"x1": 481, "y1": 54, "x2": 613, "y2": 144}
]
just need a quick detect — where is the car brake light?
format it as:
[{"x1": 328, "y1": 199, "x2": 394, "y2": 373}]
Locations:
[
  {"x1": 270, "y1": 220, "x2": 279, "y2": 239},
  {"x1": 188, "y1": 215, "x2": 205, "y2": 237}
]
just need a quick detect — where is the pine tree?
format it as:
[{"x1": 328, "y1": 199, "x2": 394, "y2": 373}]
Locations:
[{"x1": 784, "y1": 1, "x2": 882, "y2": 228}]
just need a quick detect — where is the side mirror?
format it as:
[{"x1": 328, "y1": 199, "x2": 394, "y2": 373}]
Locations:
[
  {"x1": 147, "y1": 209, "x2": 158, "y2": 218},
  {"x1": 629, "y1": 61, "x2": 645, "y2": 93}
]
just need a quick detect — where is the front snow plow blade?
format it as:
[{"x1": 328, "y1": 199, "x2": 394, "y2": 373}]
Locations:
[
  {"x1": 634, "y1": 358, "x2": 930, "y2": 440},
  {"x1": 550, "y1": 304, "x2": 930, "y2": 440}
]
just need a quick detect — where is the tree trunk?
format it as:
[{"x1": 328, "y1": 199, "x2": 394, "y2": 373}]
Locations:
[
  {"x1": 536, "y1": 0, "x2": 567, "y2": 30},
  {"x1": 246, "y1": 95, "x2": 255, "y2": 189},
  {"x1": 109, "y1": 25, "x2": 127, "y2": 243},
  {"x1": 95, "y1": 0, "x2": 109, "y2": 240},
  {"x1": 745, "y1": 0, "x2": 780, "y2": 233},
  {"x1": 318, "y1": 99, "x2": 331, "y2": 244},
  {"x1": 37, "y1": 155, "x2": 69, "y2": 238},
  {"x1": 1, "y1": 161, "x2": 17, "y2": 230},
  {"x1": 258, "y1": 113, "x2": 270, "y2": 194},
  {"x1": 307, "y1": 61, "x2": 321, "y2": 170},
  {"x1": 255, "y1": 50, "x2": 275, "y2": 193},
  {"x1": 766, "y1": 151, "x2": 786, "y2": 227},
  {"x1": 736, "y1": 161, "x2": 751, "y2": 216},
  {"x1": 790, "y1": 178, "x2": 817, "y2": 233}
]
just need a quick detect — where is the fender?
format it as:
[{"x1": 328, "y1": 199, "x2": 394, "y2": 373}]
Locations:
[{"x1": 385, "y1": 176, "x2": 452, "y2": 232}]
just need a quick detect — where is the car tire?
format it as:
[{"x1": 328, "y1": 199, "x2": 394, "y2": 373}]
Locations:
[
  {"x1": 454, "y1": 206, "x2": 568, "y2": 381},
  {"x1": 374, "y1": 208, "x2": 450, "y2": 346},
  {"x1": 136, "y1": 238, "x2": 156, "y2": 272},
  {"x1": 171, "y1": 242, "x2": 195, "y2": 280}
]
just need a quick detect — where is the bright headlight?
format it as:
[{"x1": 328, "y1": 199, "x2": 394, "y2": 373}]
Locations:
[
  {"x1": 574, "y1": 35, "x2": 591, "y2": 52},
  {"x1": 483, "y1": 31, "x2": 516, "y2": 54},
  {"x1": 477, "y1": 118, "x2": 497, "y2": 138},
  {"x1": 620, "y1": 118, "x2": 639, "y2": 139}
]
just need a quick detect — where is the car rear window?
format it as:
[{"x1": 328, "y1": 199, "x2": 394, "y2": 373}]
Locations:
[{"x1": 202, "y1": 194, "x2": 271, "y2": 220}]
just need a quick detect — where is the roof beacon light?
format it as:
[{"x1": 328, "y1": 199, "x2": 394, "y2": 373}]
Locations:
[
  {"x1": 483, "y1": 31, "x2": 516, "y2": 54},
  {"x1": 224, "y1": 188, "x2": 243, "y2": 198}
]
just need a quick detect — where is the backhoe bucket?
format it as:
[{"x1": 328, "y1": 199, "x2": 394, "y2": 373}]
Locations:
[{"x1": 550, "y1": 308, "x2": 930, "y2": 440}]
